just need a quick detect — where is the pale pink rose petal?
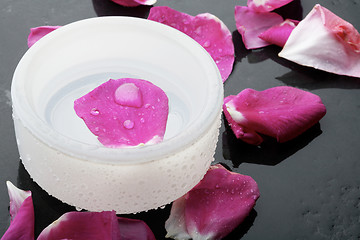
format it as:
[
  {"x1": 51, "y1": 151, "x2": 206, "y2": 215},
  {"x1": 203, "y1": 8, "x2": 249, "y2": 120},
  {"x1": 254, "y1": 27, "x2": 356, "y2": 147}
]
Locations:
[
  {"x1": 165, "y1": 164, "x2": 260, "y2": 240},
  {"x1": 5, "y1": 181, "x2": 31, "y2": 221},
  {"x1": 258, "y1": 19, "x2": 299, "y2": 47},
  {"x1": 279, "y1": 4, "x2": 360, "y2": 78},
  {"x1": 148, "y1": 6, "x2": 235, "y2": 82},
  {"x1": 111, "y1": 0, "x2": 156, "y2": 7},
  {"x1": 27, "y1": 26, "x2": 61, "y2": 48},
  {"x1": 224, "y1": 86, "x2": 326, "y2": 144},
  {"x1": 234, "y1": 6, "x2": 283, "y2": 49},
  {"x1": 1, "y1": 181, "x2": 34, "y2": 240},
  {"x1": 248, "y1": 0, "x2": 294, "y2": 12},
  {"x1": 74, "y1": 78, "x2": 169, "y2": 147}
]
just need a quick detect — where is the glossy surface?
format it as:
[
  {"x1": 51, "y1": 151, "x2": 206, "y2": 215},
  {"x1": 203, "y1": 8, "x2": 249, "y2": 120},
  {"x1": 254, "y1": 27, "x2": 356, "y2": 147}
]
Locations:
[{"x1": 1, "y1": 0, "x2": 360, "y2": 239}]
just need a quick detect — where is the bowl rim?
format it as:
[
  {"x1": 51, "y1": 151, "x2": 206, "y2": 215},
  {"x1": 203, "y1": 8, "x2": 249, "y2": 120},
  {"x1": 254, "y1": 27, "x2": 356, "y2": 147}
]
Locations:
[{"x1": 11, "y1": 16, "x2": 223, "y2": 165}]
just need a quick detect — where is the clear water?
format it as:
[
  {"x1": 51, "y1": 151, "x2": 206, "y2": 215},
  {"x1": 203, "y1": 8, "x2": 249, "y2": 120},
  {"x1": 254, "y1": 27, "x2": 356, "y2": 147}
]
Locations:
[{"x1": 43, "y1": 67, "x2": 191, "y2": 145}]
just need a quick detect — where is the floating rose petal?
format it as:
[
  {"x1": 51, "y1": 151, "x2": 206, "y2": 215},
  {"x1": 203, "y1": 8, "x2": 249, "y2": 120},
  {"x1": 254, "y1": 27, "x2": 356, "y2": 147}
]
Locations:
[
  {"x1": 148, "y1": 6, "x2": 235, "y2": 82},
  {"x1": 279, "y1": 4, "x2": 360, "y2": 78},
  {"x1": 27, "y1": 26, "x2": 61, "y2": 48},
  {"x1": 165, "y1": 164, "x2": 260, "y2": 240},
  {"x1": 235, "y1": 6, "x2": 283, "y2": 49},
  {"x1": 223, "y1": 86, "x2": 326, "y2": 145},
  {"x1": 248, "y1": 0, "x2": 294, "y2": 12},
  {"x1": 110, "y1": 0, "x2": 156, "y2": 7},
  {"x1": 74, "y1": 78, "x2": 168, "y2": 147},
  {"x1": 37, "y1": 211, "x2": 156, "y2": 240},
  {"x1": 1, "y1": 181, "x2": 34, "y2": 240},
  {"x1": 259, "y1": 19, "x2": 299, "y2": 47}
]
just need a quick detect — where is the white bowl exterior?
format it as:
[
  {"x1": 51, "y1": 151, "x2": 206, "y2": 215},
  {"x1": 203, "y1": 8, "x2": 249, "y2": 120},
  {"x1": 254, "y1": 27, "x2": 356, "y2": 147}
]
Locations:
[{"x1": 11, "y1": 17, "x2": 223, "y2": 213}]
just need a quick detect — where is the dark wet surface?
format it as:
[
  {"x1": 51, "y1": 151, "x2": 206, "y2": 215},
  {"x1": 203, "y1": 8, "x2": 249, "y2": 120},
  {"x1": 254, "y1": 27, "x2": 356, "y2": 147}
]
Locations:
[{"x1": 1, "y1": 0, "x2": 360, "y2": 239}]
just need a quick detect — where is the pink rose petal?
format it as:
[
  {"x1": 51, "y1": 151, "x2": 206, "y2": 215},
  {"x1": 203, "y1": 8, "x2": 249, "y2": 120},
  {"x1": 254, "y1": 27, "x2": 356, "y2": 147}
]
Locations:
[
  {"x1": 258, "y1": 19, "x2": 299, "y2": 47},
  {"x1": 148, "y1": 6, "x2": 235, "y2": 82},
  {"x1": 118, "y1": 217, "x2": 156, "y2": 240},
  {"x1": 110, "y1": 0, "x2": 156, "y2": 7},
  {"x1": 27, "y1": 26, "x2": 61, "y2": 48},
  {"x1": 235, "y1": 6, "x2": 283, "y2": 49},
  {"x1": 224, "y1": 86, "x2": 326, "y2": 144},
  {"x1": 165, "y1": 164, "x2": 260, "y2": 240},
  {"x1": 223, "y1": 95, "x2": 264, "y2": 145},
  {"x1": 279, "y1": 4, "x2": 360, "y2": 78},
  {"x1": 1, "y1": 182, "x2": 34, "y2": 240},
  {"x1": 5, "y1": 181, "x2": 31, "y2": 221},
  {"x1": 38, "y1": 211, "x2": 155, "y2": 240},
  {"x1": 74, "y1": 78, "x2": 169, "y2": 147},
  {"x1": 248, "y1": 0, "x2": 294, "y2": 12}
]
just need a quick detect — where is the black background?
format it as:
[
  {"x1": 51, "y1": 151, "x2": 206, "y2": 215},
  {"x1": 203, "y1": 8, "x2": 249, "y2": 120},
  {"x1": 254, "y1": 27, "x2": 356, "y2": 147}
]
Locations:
[{"x1": 1, "y1": 0, "x2": 360, "y2": 239}]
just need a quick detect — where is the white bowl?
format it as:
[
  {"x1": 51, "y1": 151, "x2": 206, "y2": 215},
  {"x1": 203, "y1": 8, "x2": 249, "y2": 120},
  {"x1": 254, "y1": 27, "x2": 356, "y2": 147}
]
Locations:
[{"x1": 11, "y1": 16, "x2": 223, "y2": 213}]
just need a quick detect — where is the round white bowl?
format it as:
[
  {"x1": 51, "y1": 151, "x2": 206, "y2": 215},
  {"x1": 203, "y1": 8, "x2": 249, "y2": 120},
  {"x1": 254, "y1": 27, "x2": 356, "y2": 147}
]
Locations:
[{"x1": 11, "y1": 16, "x2": 223, "y2": 213}]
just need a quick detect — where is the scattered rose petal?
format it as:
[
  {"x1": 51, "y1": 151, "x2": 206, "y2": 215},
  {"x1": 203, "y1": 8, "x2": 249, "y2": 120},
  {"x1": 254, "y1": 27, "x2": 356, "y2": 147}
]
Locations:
[
  {"x1": 223, "y1": 86, "x2": 326, "y2": 145},
  {"x1": 118, "y1": 217, "x2": 156, "y2": 240},
  {"x1": 165, "y1": 164, "x2": 260, "y2": 240},
  {"x1": 223, "y1": 95, "x2": 264, "y2": 145},
  {"x1": 279, "y1": 4, "x2": 360, "y2": 78},
  {"x1": 258, "y1": 19, "x2": 299, "y2": 47},
  {"x1": 1, "y1": 181, "x2": 34, "y2": 240},
  {"x1": 110, "y1": 0, "x2": 156, "y2": 7},
  {"x1": 74, "y1": 78, "x2": 169, "y2": 147},
  {"x1": 27, "y1": 26, "x2": 61, "y2": 48},
  {"x1": 248, "y1": 0, "x2": 294, "y2": 12},
  {"x1": 37, "y1": 211, "x2": 156, "y2": 240},
  {"x1": 235, "y1": 6, "x2": 283, "y2": 49},
  {"x1": 148, "y1": 6, "x2": 235, "y2": 82}
]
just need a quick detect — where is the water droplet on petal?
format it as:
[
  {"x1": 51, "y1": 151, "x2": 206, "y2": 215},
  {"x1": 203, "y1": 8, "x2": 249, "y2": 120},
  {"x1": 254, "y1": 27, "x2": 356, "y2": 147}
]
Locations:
[
  {"x1": 140, "y1": 118, "x2": 145, "y2": 123},
  {"x1": 123, "y1": 120, "x2": 134, "y2": 129},
  {"x1": 203, "y1": 41, "x2": 211, "y2": 48},
  {"x1": 114, "y1": 83, "x2": 143, "y2": 108},
  {"x1": 194, "y1": 26, "x2": 202, "y2": 35},
  {"x1": 90, "y1": 108, "x2": 100, "y2": 116}
]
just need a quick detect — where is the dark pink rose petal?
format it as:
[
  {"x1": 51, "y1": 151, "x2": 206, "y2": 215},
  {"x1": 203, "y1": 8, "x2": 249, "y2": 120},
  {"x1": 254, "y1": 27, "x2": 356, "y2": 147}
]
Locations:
[
  {"x1": 248, "y1": 0, "x2": 294, "y2": 12},
  {"x1": 279, "y1": 4, "x2": 360, "y2": 78},
  {"x1": 223, "y1": 95, "x2": 264, "y2": 145},
  {"x1": 148, "y1": 6, "x2": 235, "y2": 82},
  {"x1": 118, "y1": 217, "x2": 156, "y2": 240},
  {"x1": 224, "y1": 86, "x2": 326, "y2": 144},
  {"x1": 258, "y1": 19, "x2": 299, "y2": 47},
  {"x1": 165, "y1": 164, "x2": 260, "y2": 240},
  {"x1": 37, "y1": 211, "x2": 155, "y2": 240},
  {"x1": 27, "y1": 26, "x2": 61, "y2": 48},
  {"x1": 1, "y1": 182, "x2": 34, "y2": 240},
  {"x1": 111, "y1": 0, "x2": 156, "y2": 7},
  {"x1": 234, "y1": 6, "x2": 283, "y2": 49},
  {"x1": 74, "y1": 78, "x2": 169, "y2": 148},
  {"x1": 37, "y1": 211, "x2": 118, "y2": 240}
]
